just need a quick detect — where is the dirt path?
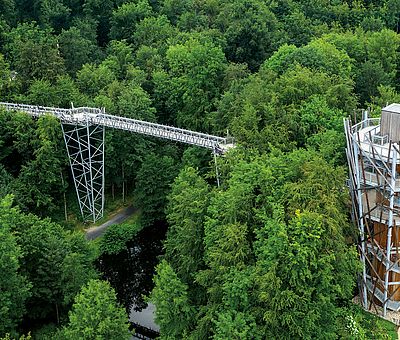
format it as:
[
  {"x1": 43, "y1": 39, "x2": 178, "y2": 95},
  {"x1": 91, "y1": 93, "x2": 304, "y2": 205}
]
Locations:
[{"x1": 85, "y1": 205, "x2": 137, "y2": 240}]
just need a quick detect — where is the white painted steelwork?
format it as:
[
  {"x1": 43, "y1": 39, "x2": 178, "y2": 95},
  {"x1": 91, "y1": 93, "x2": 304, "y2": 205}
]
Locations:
[
  {"x1": 61, "y1": 123, "x2": 105, "y2": 223},
  {"x1": 345, "y1": 106, "x2": 400, "y2": 316},
  {"x1": 0, "y1": 102, "x2": 234, "y2": 222},
  {"x1": 0, "y1": 102, "x2": 234, "y2": 153}
]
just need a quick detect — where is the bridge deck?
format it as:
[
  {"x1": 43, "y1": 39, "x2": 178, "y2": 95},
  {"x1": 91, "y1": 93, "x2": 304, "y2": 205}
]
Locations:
[{"x1": 0, "y1": 102, "x2": 234, "y2": 153}]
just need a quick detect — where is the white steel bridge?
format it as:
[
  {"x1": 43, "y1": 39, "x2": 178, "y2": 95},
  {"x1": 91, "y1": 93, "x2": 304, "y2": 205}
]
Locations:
[{"x1": 0, "y1": 102, "x2": 234, "y2": 222}]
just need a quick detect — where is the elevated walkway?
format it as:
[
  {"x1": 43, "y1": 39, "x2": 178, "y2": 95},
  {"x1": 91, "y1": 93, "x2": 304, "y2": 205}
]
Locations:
[
  {"x1": 0, "y1": 102, "x2": 234, "y2": 153},
  {"x1": 0, "y1": 102, "x2": 234, "y2": 221}
]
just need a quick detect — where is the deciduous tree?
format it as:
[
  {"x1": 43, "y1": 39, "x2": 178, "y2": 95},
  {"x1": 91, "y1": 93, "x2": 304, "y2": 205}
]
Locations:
[
  {"x1": 61, "y1": 279, "x2": 131, "y2": 340},
  {"x1": 0, "y1": 199, "x2": 31, "y2": 335},
  {"x1": 6, "y1": 23, "x2": 65, "y2": 85}
]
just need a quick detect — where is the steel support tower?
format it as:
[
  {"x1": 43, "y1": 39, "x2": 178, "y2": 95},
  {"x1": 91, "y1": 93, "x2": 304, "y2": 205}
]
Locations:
[
  {"x1": 61, "y1": 122, "x2": 105, "y2": 223},
  {"x1": 0, "y1": 102, "x2": 234, "y2": 222}
]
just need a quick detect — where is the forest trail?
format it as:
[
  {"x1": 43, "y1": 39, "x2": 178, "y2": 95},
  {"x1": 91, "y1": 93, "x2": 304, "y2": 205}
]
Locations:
[{"x1": 85, "y1": 205, "x2": 137, "y2": 240}]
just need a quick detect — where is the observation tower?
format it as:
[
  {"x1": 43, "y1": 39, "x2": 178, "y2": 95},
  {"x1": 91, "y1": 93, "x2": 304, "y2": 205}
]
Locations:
[{"x1": 345, "y1": 104, "x2": 400, "y2": 316}]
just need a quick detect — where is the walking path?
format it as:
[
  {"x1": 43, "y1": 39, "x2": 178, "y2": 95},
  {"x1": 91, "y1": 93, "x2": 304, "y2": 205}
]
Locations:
[{"x1": 85, "y1": 205, "x2": 137, "y2": 240}]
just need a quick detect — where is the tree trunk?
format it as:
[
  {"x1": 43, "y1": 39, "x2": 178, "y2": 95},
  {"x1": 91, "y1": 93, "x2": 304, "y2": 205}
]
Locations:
[
  {"x1": 112, "y1": 183, "x2": 115, "y2": 200},
  {"x1": 122, "y1": 165, "x2": 125, "y2": 203},
  {"x1": 55, "y1": 302, "x2": 59, "y2": 324},
  {"x1": 60, "y1": 171, "x2": 67, "y2": 221}
]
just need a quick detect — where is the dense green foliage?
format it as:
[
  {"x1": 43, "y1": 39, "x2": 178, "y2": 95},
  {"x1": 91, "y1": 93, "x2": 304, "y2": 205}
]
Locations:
[
  {"x1": 0, "y1": 206, "x2": 31, "y2": 337},
  {"x1": 153, "y1": 151, "x2": 362, "y2": 338},
  {"x1": 99, "y1": 221, "x2": 142, "y2": 255},
  {"x1": 0, "y1": 195, "x2": 98, "y2": 335},
  {"x1": 59, "y1": 279, "x2": 131, "y2": 339},
  {"x1": 0, "y1": 0, "x2": 399, "y2": 338}
]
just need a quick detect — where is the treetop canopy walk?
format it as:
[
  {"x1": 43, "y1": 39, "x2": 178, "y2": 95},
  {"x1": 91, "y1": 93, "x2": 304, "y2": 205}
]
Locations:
[{"x1": 0, "y1": 102, "x2": 234, "y2": 222}]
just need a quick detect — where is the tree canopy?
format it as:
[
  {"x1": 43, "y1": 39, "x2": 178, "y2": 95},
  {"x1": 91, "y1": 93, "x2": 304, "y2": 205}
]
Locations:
[
  {"x1": 0, "y1": 0, "x2": 399, "y2": 338},
  {"x1": 60, "y1": 279, "x2": 131, "y2": 340}
]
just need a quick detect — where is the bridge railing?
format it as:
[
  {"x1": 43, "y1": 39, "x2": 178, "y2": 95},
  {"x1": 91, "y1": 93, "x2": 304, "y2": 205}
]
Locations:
[
  {"x1": 0, "y1": 102, "x2": 233, "y2": 151},
  {"x1": 0, "y1": 102, "x2": 72, "y2": 118},
  {"x1": 91, "y1": 113, "x2": 228, "y2": 149}
]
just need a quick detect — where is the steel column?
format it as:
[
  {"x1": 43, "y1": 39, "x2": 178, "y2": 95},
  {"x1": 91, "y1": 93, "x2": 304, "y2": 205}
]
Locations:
[
  {"x1": 353, "y1": 138, "x2": 369, "y2": 309},
  {"x1": 384, "y1": 148, "x2": 397, "y2": 315}
]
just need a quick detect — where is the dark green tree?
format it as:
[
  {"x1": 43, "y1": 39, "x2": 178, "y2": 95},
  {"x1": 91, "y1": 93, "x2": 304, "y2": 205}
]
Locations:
[
  {"x1": 0, "y1": 196, "x2": 97, "y2": 323},
  {"x1": 39, "y1": 0, "x2": 71, "y2": 32},
  {"x1": 0, "y1": 164, "x2": 13, "y2": 198},
  {"x1": 82, "y1": 0, "x2": 115, "y2": 46},
  {"x1": 0, "y1": 197, "x2": 31, "y2": 336},
  {"x1": 164, "y1": 167, "x2": 210, "y2": 285},
  {"x1": 0, "y1": 53, "x2": 16, "y2": 101},
  {"x1": 6, "y1": 23, "x2": 65, "y2": 85},
  {"x1": 13, "y1": 115, "x2": 67, "y2": 217},
  {"x1": 109, "y1": 0, "x2": 153, "y2": 42},
  {"x1": 150, "y1": 260, "x2": 194, "y2": 339},
  {"x1": 134, "y1": 152, "x2": 180, "y2": 226},
  {"x1": 59, "y1": 26, "x2": 100, "y2": 75},
  {"x1": 215, "y1": 0, "x2": 286, "y2": 71}
]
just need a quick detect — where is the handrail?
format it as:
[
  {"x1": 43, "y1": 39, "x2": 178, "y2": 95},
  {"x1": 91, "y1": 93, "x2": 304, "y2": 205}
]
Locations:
[
  {"x1": 351, "y1": 118, "x2": 380, "y2": 133},
  {"x1": 0, "y1": 102, "x2": 234, "y2": 152}
]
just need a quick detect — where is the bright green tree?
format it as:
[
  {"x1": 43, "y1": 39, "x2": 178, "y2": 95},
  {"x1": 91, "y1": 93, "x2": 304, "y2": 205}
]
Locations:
[
  {"x1": 263, "y1": 39, "x2": 353, "y2": 78},
  {"x1": 255, "y1": 211, "x2": 358, "y2": 339},
  {"x1": 99, "y1": 221, "x2": 142, "y2": 255},
  {"x1": 159, "y1": 38, "x2": 227, "y2": 130},
  {"x1": 101, "y1": 40, "x2": 135, "y2": 80},
  {"x1": 133, "y1": 15, "x2": 176, "y2": 53},
  {"x1": 61, "y1": 279, "x2": 131, "y2": 340},
  {"x1": 76, "y1": 63, "x2": 116, "y2": 98}
]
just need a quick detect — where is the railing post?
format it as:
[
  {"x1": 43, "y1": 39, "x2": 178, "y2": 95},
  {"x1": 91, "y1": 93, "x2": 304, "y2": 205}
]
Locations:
[{"x1": 213, "y1": 145, "x2": 220, "y2": 188}]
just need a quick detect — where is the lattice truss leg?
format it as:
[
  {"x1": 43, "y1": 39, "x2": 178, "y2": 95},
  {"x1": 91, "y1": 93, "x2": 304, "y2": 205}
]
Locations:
[
  {"x1": 62, "y1": 122, "x2": 105, "y2": 222},
  {"x1": 345, "y1": 119, "x2": 400, "y2": 316}
]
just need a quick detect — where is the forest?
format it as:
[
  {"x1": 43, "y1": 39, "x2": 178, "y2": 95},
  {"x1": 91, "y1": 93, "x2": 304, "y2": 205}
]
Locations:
[{"x1": 0, "y1": 0, "x2": 400, "y2": 339}]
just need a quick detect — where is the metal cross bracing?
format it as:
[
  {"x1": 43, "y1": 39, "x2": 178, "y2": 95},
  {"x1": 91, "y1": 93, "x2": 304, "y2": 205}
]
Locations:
[
  {"x1": 62, "y1": 123, "x2": 105, "y2": 223},
  {"x1": 344, "y1": 115, "x2": 400, "y2": 317},
  {"x1": 0, "y1": 102, "x2": 234, "y2": 222}
]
